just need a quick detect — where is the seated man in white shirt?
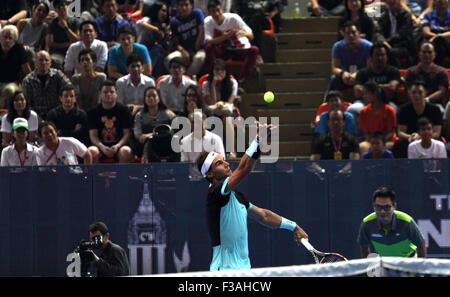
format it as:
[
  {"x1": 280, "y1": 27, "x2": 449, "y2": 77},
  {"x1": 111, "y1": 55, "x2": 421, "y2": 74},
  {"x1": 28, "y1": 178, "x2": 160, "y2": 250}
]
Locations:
[
  {"x1": 180, "y1": 110, "x2": 225, "y2": 162},
  {"x1": 64, "y1": 21, "x2": 108, "y2": 78},
  {"x1": 203, "y1": 0, "x2": 259, "y2": 84},
  {"x1": 116, "y1": 54, "x2": 155, "y2": 116},
  {"x1": 35, "y1": 121, "x2": 93, "y2": 165},
  {"x1": 63, "y1": 20, "x2": 108, "y2": 79},
  {"x1": 408, "y1": 117, "x2": 447, "y2": 159},
  {"x1": 157, "y1": 57, "x2": 196, "y2": 115}
]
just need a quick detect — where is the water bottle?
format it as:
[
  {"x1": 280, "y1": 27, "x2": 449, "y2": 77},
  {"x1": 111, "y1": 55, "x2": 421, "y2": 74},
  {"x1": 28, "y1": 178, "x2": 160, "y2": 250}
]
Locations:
[{"x1": 294, "y1": 0, "x2": 301, "y2": 18}]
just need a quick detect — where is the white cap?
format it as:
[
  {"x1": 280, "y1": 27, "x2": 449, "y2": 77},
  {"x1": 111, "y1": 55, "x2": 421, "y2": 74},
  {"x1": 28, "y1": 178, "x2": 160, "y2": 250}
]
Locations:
[{"x1": 12, "y1": 117, "x2": 29, "y2": 131}]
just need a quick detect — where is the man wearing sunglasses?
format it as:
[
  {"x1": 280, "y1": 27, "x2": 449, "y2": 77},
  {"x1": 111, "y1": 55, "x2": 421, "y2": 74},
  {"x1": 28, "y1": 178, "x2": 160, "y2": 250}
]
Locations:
[{"x1": 357, "y1": 187, "x2": 426, "y2": 258}]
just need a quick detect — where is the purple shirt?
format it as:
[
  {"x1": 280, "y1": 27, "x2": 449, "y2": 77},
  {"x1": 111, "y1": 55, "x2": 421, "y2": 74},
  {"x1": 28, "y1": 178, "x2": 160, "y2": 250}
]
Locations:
[{"x1": 332, "y1": 38, "x2": 372, "y2": 72}]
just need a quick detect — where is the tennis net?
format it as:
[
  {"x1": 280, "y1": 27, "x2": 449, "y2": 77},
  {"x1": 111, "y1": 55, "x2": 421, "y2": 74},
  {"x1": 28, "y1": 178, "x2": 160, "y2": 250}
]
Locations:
[{"x1": 147, "y1": 256, "x2": 450, "y2": 277}]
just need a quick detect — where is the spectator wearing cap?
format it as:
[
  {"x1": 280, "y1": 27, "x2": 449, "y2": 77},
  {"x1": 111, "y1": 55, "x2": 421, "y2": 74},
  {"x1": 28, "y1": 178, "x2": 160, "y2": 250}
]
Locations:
[
  {"x1": 1, "y1": 117, "x2": 38, "y2": 166},
  {"x1": 157, "y1": 57, "x2": 196, "y2": 115},
  {"x1": 35, "y1": 121, "x2": 93, "y2": 165},
  {"x1": 93, "y1": 0, "x2": 131, "y2": 48},
  {"x1": 46, "y1": 0, "x2": 81, "y2": 70},
  {"x1": 107, "y1": 25, "x2": 152, "y2": 80},
  {"x1": 64, "y1": 20, "x2": 108, "y2": 79}
]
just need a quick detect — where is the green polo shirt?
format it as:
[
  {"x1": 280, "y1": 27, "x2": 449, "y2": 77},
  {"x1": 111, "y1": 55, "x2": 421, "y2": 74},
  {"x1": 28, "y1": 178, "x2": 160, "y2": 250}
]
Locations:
[{"x1": 357, "y1": 210, "x2": 425, "y2": 257}]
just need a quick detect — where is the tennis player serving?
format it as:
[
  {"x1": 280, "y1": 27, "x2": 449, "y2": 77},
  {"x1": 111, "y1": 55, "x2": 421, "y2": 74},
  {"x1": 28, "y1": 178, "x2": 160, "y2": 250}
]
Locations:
[{"x1": 196, "y1": 121, "x2": 308, "y2": 271}]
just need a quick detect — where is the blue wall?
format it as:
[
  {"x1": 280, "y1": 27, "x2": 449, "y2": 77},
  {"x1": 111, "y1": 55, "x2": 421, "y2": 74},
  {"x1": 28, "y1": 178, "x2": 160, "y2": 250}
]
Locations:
[{"x1": 0, "y1": 159, "x2": 449, "y2": 276}]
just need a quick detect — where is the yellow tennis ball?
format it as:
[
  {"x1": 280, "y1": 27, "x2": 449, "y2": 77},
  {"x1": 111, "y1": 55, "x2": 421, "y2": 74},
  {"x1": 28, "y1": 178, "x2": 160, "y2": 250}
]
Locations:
[{"x1": 264, "y1": 91, "x2": 274, "y2": 103}]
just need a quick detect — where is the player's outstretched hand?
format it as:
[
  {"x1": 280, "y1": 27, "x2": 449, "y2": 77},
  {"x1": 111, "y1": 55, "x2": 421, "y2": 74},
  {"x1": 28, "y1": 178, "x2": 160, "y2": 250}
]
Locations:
[
  {"x1": 293, "y1": 225, "x2": 308, "y2": 246},
  {"x1": 255, "y1": 120, "x2": 277, "y2": 142}
]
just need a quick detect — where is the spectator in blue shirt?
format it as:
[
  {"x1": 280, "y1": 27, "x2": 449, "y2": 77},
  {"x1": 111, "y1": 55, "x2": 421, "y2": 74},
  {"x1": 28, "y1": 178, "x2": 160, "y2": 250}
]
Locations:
[
  {"x1": 166, "y1": 0, "x2": 205, "y2": 77},
  {"x1": 93, "y1": 0, "x2": 131, "y2": 48},
  {"x1": 421, "y1": 0, "x2": 450, "y2": 67},
  {"x1": 315, "y1": 90, "x2": 357, "y2": 135},
  {"x1": 315, "y1": 110, "x2": 357, "y2": 135},
  {"x1": 362, "y1": 131, "x2": 394, "y2": 159},
  {"x1": 107, "y1": 25, "x2": 152, "y2": 80},
  {"x1": 328, "y1": 21, "x2": 372, "y2": 94}
]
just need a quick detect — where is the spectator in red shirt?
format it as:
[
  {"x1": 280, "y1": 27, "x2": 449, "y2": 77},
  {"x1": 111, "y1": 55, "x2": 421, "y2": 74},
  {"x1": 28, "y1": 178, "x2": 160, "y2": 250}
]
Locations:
[{"x1": 358, "y1": 82, "x2": 397, "y2": 155}]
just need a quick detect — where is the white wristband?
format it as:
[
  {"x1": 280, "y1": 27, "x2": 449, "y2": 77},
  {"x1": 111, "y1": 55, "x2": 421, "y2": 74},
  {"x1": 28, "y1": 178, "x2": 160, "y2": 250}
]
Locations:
[{"x1": 245, "y1": 140, "x2": 259, "y2": 158}]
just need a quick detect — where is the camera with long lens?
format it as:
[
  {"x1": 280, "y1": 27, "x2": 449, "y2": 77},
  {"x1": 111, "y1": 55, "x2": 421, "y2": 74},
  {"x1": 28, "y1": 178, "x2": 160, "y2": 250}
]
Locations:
[
  {"x1": 76, "y1": 235, "x2": 104, "y2": 252},
  {"x1": 73, "y1": 235, "x2": 104, "y2": 277}
]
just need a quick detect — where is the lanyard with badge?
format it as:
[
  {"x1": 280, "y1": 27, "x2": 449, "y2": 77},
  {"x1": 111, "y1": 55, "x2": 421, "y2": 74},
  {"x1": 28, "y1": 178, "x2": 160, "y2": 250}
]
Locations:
[
  {"x1": 16, "y1": 149, "x2": 28, "y2": 166},
  {"x1": 44, "y1": 140, "x2": 60, "y2": 165},
  {"x1": 332, "y1": 136, "x2": 342, "y2": 160}
]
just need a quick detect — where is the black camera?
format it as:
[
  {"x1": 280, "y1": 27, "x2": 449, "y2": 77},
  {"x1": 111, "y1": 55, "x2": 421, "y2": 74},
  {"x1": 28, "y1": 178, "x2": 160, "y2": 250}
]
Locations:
[{"x1": 76, "y1": 235, "x2": 104, "y2": 252}]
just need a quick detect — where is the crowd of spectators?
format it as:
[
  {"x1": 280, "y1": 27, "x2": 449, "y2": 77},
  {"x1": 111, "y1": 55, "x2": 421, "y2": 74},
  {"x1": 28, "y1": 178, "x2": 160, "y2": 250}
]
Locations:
[
  {"x1": 312, "y1": 0, "x2": 450, "y2": 161},
  {"x1": 0, "y1": 0, "x2": 283, "y2": 166},
  {"x1": 0, "y1": 0, "x2": 448, "y2": 166}
]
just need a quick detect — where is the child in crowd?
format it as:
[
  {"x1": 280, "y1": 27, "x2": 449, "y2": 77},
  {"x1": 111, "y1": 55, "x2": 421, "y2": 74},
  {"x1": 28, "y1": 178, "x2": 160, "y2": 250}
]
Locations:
[{"x1": 362, "y1": 131, "x2": 394, "y2": 159}]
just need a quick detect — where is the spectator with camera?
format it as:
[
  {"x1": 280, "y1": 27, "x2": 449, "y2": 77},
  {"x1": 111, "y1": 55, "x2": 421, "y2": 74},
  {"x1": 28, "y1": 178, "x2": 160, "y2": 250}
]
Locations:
[
  {"x1": 134, "y1": 86, "x2": 176, "y2": 161},
  {"x1": 85, "y1": 221, "x2": 130, "y2": 277}
]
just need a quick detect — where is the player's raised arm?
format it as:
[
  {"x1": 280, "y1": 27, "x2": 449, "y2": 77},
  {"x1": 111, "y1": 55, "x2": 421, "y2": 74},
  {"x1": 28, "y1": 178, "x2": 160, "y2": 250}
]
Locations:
[{"x1": 225, "y1": 121, "x2": 274, "y2": 192}]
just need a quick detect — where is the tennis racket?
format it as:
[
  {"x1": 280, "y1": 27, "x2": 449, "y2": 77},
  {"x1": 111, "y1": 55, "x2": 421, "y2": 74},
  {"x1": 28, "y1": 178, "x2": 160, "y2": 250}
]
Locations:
[{"x1": 301, "y1": 238, "x2": 348, "y2": 264}]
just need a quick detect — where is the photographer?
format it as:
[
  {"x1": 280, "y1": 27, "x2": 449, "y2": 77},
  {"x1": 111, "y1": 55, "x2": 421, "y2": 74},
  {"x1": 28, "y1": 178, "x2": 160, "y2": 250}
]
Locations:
[{"x1": 85, "y1": 221, "x2": 130, "y2": 277}]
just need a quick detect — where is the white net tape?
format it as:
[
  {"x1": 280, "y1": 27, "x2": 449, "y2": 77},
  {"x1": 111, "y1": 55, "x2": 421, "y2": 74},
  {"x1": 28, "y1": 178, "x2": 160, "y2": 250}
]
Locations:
[{"x1": 142, "y1": 257, "x2": 450, "y2": 277}]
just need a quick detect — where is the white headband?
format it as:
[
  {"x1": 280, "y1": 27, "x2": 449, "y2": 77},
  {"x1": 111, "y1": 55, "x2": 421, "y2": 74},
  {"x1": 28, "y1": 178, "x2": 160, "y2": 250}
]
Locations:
[{"x1": 201, "y1": 152, "x2": 218, "y2": 177}]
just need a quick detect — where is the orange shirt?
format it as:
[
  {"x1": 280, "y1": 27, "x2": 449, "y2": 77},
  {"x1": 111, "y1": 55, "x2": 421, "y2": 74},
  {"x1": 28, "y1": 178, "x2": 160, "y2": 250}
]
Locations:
[{"x1": 359, "y1": 104, "x2": 397, "y2": 141}]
